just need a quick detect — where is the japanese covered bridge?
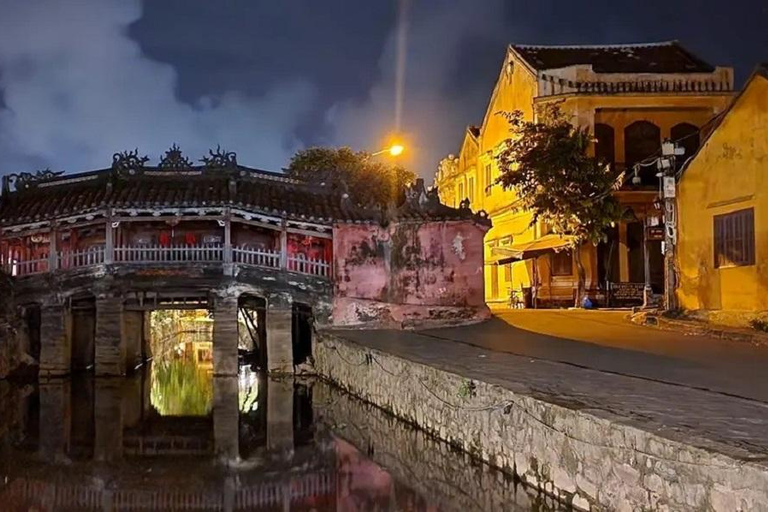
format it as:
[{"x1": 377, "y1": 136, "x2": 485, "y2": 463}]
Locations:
[{"x1": 0, "y1": 146, "x2": 490, "y2": 378}]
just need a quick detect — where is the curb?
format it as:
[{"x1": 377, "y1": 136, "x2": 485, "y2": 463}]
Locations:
[{"x1": 630, "y1": 311, "x2": 768, "y2": 346}]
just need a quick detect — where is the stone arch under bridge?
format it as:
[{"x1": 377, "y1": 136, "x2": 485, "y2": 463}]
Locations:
[{"x1": 13, "y1": 268, "x2": 331, "y2": 377}]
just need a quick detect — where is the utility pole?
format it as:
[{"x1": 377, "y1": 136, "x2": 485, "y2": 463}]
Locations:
[{"x1": 658, "y1": 140, "x2": 685, "y2": 311}]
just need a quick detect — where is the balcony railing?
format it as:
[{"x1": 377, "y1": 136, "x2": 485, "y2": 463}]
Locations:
[
  {"x1": 288, "y1": 254, "x2": 332, "y2": 278},
  {"x1": 233, "y1": 247, "x2": 281, "y2": 269},
  {"x1": 115, "y1": 244, "x2": 224, "y2": 263},
  {"x1": 59, "y1": 247, "x2": 105, "y2": 269},
  {"x1": 3, "y1": 245, "x2": 331, "y2": 279},
  {"x1": 1, "y1": 255, "x2": 50, "y2": 277}
]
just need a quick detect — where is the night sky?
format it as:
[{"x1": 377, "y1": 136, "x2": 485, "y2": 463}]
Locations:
[{"x1": 0, "y1": 0, "x2": 765, "y2": 179}]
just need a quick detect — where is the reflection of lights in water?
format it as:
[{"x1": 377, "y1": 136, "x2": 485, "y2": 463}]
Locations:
[{"x1": 238, "y1": 367, "x2": 260, "y2": 413}]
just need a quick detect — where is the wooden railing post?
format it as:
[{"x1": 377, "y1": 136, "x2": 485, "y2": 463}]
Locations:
[
  {"x1": 105, "y1": 211, "x2": 114, "y2": 265},
  {"x1": 223, "y1": 209, "x2": 232, "y2": 265}
]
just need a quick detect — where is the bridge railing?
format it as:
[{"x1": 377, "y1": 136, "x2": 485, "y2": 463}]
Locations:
[
  {"x1": 1, "y1": 254, "x2": 49, "y2": 276},
  {"x1": 115, "y1": 244, "x2": 224, "y2": 263},
  {"x1": 59, "y1": 247, "x2": 105, "y2": 269},
  {"x1": 288, "y1": 254, "x2": 332, "y2": 278},
  {"x1": 4, "y1": 245, "x2": 331, "y2": 279},
  {"x1": 233, "y1": 246, "x2": 281, "y2": 269}
]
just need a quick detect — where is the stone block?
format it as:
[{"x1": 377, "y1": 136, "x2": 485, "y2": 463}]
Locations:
[
  {"x1": 213, "y1": 298, "x2": 238, "y2": 376},
  {"x1": 122, "y1": 310, "x2": 144, "y2": 371},
  {"x1": 266, "y1": 306, "x2": 292, "y2": 374},
  {"x1": 39, "y1": 303, "x2": 70, "y2": 377},
  {"x1": 95, "y1": 297, "x2": 125, "y2": 376}
]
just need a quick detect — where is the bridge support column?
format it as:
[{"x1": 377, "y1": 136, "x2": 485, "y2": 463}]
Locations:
[
  {"x1": 95, "y1": 296, "x2": 126, "y2": 376},
  {"x1": 122, "y1": 310, "x2": 144, "y2": 372},
  {"x1": 266, "y1": 298, "x2": 293, "y2": 374},
  {"x1": 39, "y1": 302, "x2": 70, "y2": 377},
  {"x1": 267, "y1": 378, "x2": 294, "y2": 457},
  {"x1": 214, "y1": 376, "x2": 240, "y2": 463},
  {"x1": 94, "y1": 379, "x2": 123, "y2": 463},
  {"x1": 213, "y1": 296, "x2": 239, "y2": 376},
  {"x1": 38, "y1": 380, "x2": 71, "y2": 462}
]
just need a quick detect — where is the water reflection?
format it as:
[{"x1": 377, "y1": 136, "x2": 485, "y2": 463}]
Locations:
[{"x1": 0, "y1": 371, "x2": 563, "y2": 512}]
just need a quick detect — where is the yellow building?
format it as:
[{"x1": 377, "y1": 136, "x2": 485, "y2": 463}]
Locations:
[
  {"x1": 676, "y1": 64, "x2": 768, "y2": 324},
  {"x1": 434, "y1": 41, "x2": 734, "y2": 307}
]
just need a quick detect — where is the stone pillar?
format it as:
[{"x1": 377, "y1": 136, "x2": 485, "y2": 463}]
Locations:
[
  {"x1": 267, "y1": 378, "x2": 294, "y2": 456},
  {"x1": 266, "y1": 298, "x2": 293, "y2": 375},
  {"x1": 39, "y1": 302, "x2": 70, "y2": 377},
  {"x1": 212, "y1": 295, "x2": 239, "y2": 376},
  {"x1": 122, "y1": 310, "x2": 144, "y2": 372},
  {"x1": 95, "y1": 295, "x2": 125, "y2": 376},
  {"x1": 94, "y1": 379, "x2": 123, "y2": 463},
  {"x1": 38, "y1": 380, "x2": 71, "y2": 462},
  {"x1": 213, "y1": 376, "x2": 239, "y2": 463}
]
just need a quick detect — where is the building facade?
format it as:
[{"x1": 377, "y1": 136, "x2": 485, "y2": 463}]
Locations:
[
  {"x1": 677, "y1": 65, "x2": 768, "y2": 324},
  {"x1": 434, "y1": 41, "x2": 734, "y2": 307}
]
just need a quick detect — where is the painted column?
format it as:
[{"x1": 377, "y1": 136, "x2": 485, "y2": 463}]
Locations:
[
  {"x1": 122, "y1": 310, "x2": 144, "y2": 372},
  {"x1": 94, "y1": 379, "x2": 123, "y2": 463},
  {"x1": 213, "y1": 376, "x2": 239, "y2": 463},
  {"x1": 95, "y1": 295, "x2": 126, "y2": 376},
  {"x1": 48, "y1": 225, "x2": 58, "y2": 272},
  {"x1": 266, "y1": 296, "x2": 293, "y2": 374},
  {"x1": 38, "y1": 380, "x2": 71, "y2": 462},
  {"x1": 212, "y1": 295, "x2": 239, "y2": 376},
  {"x1": 267, "y1": 378, "x2": 294, "y2": 457},
  {"x1": 39, "y1": 301, "x2": 70, "y2": 377},
  {"x1": 279, "y1": 221, "x2": 288, "y2": 270}
]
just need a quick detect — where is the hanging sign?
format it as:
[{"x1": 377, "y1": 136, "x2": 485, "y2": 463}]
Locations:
[
  {"x1": 662, "y1": 177, "x2": 676, "y2": 198},
  {"x1": 646, "y1": 226, "x2": 665, "y2": 241}
]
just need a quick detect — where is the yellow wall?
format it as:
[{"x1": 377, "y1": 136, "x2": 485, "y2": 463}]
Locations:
[
  {"x1": 677, "y1": 73, "x2": 768, "y2": 314},
  {"x1": 435, "y1": 47, "x2": 735, "y2": 305}
]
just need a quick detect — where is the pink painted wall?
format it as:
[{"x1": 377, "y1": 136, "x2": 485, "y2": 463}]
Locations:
[{"x1": 332, "y1": 220, "x2": 489, "y2": 327}]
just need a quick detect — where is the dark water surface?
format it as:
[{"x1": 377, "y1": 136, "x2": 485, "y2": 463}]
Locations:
[{"x1": 0, "y1": 362, "x2": 563, "y2": 511}]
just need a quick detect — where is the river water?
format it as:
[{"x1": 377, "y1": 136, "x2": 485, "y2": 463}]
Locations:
[{"x1": 0, "y1": 360, "x2": 564, "y2": 511}]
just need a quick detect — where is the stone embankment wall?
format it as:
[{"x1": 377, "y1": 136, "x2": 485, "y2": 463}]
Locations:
[
  {"x1": 314, "y1": 333, "x2": 768, "y2": 511},
  {"x1": 313, "y1": 381, "x2": 560, "y2": 512}
]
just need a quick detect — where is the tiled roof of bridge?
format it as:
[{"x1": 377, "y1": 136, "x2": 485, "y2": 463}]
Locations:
[
  {"x1": 510, "y1": 41, "x2": 715, "y2": 74},
  {"x1": 0, "y1": 167, "x2": 489, "y2": 227},
  {"x1": 0, "y1": 166, "x2": 377, "y2": 226}
]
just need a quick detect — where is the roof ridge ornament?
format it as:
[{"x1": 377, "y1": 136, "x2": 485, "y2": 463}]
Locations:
[
  {"x1": 2, "y1": 168, "x2": 65, "y2": 193},
  {"x1": 201, "y1": 145, "x2": 237, "y2": 169},
  {"x1": 112, "y1": 149, "x2": 149, "y2": 177},
  {"x1": 158, "y1": 143, "x2": 193, "y2": 171}
]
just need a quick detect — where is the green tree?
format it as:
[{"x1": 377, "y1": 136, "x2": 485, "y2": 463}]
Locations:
[
  {"x1": 286, "y1": 147, "x2": 416, "y2": 207},
  {"x1": 495, "y1": 105, "x2": 624, "y2": 306}
]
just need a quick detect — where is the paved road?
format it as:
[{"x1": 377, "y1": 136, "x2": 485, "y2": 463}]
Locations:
[{"x1": 418, "y1": 310, "x2": 768, "y2": 402}]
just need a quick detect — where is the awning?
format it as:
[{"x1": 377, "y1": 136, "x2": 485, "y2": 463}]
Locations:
[{"x1": 495, "y1": 234, "x2": 576, "y2": 264}]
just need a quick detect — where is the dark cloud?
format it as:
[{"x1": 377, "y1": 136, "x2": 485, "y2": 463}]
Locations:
[{"x1": 0, "y1": 0, "x2": 765, "y2": 178}]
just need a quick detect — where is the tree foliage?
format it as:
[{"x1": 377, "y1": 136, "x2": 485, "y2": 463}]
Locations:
[
  {"x1": 286, "y1": 147, "x2": 416, "y2": 207},
  {"x1": 495, "y1": 105, "x2": 625, "y2": 303}
]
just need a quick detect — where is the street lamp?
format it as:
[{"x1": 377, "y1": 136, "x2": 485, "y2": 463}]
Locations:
[{"x1": 371, "y1": 144, "x2": 405, "y2": 157}]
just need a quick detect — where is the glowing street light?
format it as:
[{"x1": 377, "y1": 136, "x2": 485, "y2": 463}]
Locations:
[{"x1": 371, "y1": 143, "x2": 405, "y2": 157}]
